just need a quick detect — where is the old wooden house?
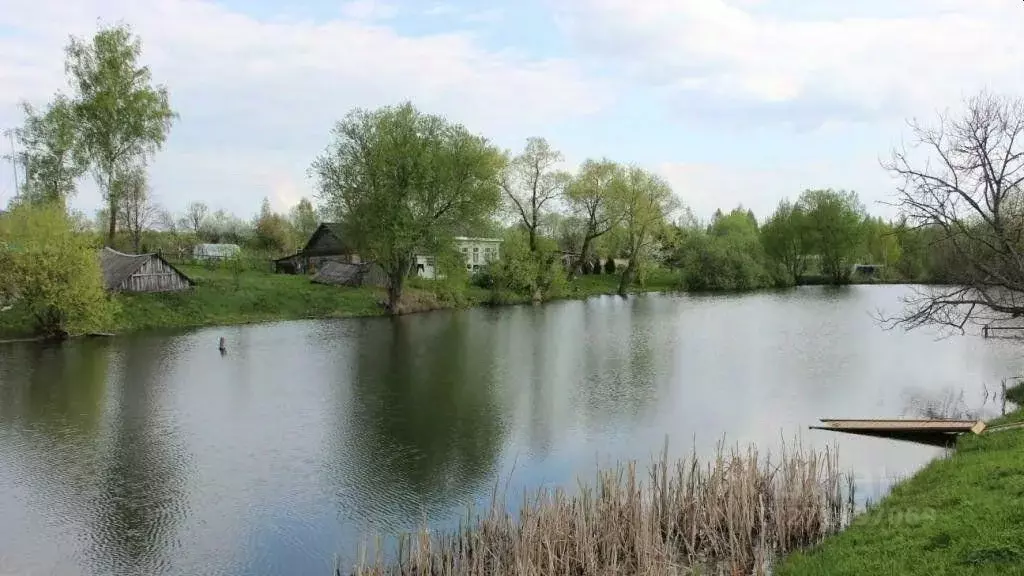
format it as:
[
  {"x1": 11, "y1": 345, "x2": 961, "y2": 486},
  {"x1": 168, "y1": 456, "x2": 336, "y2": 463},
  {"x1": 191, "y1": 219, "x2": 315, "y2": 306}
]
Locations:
[
  {"x1": 275, "y1": 223, "x2": 359, "y2": 274},
  {"x1": 100, "y1": 248, "x2": 193, "y2": 293}
]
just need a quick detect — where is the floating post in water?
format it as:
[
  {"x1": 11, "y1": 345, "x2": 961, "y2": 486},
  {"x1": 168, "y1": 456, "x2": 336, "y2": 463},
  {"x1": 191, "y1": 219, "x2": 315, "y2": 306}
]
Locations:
[{"x1": 218, "y1": 336, "x2": 227, "y2": 354}]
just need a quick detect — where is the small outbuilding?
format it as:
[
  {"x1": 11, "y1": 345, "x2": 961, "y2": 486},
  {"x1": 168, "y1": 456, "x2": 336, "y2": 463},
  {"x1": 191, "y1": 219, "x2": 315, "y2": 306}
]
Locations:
[
  {"x1": 193, "y1": 243, "x2": 241, "y2": 262},
  {"x1": 100, "y1": 247, "x2": 193, "y2": 293},
  {"x1": 311, "y1": 261, "x2": 388, "y2": 288}
]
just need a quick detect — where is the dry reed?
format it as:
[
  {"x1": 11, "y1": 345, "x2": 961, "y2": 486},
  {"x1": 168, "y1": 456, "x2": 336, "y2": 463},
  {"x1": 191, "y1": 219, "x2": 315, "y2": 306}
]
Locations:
[{"x1": 347, "y1": 439, "x2": 855, "y2": 576}]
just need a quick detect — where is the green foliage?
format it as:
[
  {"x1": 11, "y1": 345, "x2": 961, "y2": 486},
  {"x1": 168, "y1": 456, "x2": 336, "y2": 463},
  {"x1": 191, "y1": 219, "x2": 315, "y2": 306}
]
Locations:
[
  {"x1": 289, "y1": 197, "x2": 319, "y2": 246},
  {"x1": 617, "y1": 166, "x2": 679, "y2": 295},
  {"x1": 500, "y1": 137, "x2": 571, "y2": 252},
  {"x1": 65, "y1": 23, "x2": 177, "y2": 244},
  {"x1": 252, "y1": 197, "x2": 293, "y2": 254},
  {"x1": 9, "y1": 95, "x2": 87, "y2": 207},
  {"x1": 797, "y1": 189, "x2": 866, "y2": 284},
  {"x1": 0, "y1": 203, "x2": 114, "y2": 337},
  {"x1": 675, "y1": 225, "x2": 775, "y2": 292},
  {"x1": 761, "y1": 199, "x2": 809, "y2": 284},
  {"x1": 565, "y1": 159, "x2": 626, "y2": 275},
  {"x1": 488, "y1": 228, "x2": 566, "y2": 301},
  {"x1": 312, "y1": 101, "x2": 504, "y2": 311}
]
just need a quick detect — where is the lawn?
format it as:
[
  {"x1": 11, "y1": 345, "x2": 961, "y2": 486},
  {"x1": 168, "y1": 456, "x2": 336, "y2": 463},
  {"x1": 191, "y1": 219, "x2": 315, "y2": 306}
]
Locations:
[
  {"x1": 778, "y1": 384, "x2": 1024, "y2": 576},
  {"x1": 0, "y1": 265, "x2": 679, "y2": 339}
]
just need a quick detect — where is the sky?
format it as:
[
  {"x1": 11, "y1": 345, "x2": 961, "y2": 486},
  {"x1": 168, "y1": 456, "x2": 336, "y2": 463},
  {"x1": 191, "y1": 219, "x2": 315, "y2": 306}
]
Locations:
[{"x1": 1, "y1": 0, "x2": 1024, "y2": 222}]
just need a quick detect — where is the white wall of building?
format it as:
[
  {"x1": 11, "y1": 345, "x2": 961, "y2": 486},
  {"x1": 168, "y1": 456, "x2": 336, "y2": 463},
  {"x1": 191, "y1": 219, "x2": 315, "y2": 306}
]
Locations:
[{"x1": 414, "y1": 237, "x2": 502, "y2": 279}]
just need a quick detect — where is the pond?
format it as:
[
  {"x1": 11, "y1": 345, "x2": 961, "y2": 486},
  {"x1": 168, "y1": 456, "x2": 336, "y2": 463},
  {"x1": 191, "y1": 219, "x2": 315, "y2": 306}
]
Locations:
[{"x1": 1, "y1": 286, "x2": 1022, "y2": 576}]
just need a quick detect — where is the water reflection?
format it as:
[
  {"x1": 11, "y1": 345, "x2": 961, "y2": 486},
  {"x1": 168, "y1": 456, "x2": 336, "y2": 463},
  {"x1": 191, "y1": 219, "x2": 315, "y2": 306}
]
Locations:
[
  {"x1": 338, "y1": 312, "x2": 506, "y2": 532},
  {"x1": 2, "y1": 286, "x2": 1024, "y2": 576},
  {"x1": 83, "y1": 337, "x2": 190, "y2": 575}
]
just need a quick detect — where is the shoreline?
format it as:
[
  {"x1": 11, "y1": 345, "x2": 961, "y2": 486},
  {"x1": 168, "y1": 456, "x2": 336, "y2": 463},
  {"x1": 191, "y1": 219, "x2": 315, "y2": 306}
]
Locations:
[
  {"x1": 0, "y1": 269, "x2": 940, "y2": 342},
  {"x1": 778, "y1": 383, "x2": 1024, "y2": 575}
]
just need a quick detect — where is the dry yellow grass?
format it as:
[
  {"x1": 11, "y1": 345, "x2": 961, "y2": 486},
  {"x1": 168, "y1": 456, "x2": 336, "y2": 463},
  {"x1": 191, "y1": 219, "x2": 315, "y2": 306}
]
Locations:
[{"x1": 345, "y1": 440, "x2": 855, "y2": 576}]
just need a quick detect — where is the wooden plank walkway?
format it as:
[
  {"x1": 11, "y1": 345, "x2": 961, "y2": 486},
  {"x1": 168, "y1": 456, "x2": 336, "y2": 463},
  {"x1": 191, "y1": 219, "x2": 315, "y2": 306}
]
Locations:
[{"x1": 810, "y1": 419, "x2": 986, "y2": 447}]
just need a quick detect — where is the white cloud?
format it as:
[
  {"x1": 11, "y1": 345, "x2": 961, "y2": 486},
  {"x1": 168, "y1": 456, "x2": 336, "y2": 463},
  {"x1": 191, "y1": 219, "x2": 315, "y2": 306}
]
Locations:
[
  {"x1": 556, "y1": 0, "x2": 1024, "y2": 126},
  {"x1": 0, "y1": 0, "x2": 611, "y2": 216}
]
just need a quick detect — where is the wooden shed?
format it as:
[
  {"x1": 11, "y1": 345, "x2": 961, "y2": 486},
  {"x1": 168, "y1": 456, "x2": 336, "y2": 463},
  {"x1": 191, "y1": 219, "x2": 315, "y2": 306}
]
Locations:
[{"x1": 99, "y1": 247, "x2": 193, "y2": 293}]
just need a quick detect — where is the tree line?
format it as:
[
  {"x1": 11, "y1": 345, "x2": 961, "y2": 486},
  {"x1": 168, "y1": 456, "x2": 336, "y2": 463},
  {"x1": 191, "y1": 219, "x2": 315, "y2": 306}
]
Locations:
[{"x1": 5, "y1": 23, "x2": 1024, "y2": 332}]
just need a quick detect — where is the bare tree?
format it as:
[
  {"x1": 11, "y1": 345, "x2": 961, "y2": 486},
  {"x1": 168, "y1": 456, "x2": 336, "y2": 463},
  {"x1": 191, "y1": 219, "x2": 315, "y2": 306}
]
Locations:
[
  {"x1": 500, "y1": 137, "x2": 570, "y2": 252},
  {"x1": 882, "y1": 91, "x2": 1024, "y2": 333},
  {"x1": 184, "y1": 201, "x2": 208, "y2": 236},
  {"x1": 116, "y1": 168, "x2": 159, "y2": 253}
]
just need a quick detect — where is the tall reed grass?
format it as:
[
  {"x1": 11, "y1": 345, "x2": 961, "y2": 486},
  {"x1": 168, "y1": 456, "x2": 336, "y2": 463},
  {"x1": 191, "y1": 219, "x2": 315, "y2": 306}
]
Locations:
[{"x1": 345, "y1": 439, "x2": 856, "y2": 576}]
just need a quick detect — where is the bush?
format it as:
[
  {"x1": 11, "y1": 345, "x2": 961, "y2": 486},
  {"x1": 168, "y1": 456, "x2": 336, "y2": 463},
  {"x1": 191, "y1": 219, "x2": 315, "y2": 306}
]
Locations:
[
  {"x1": 489, "y1": 229, "x2": 566, "y2": 301},
  {"x1": 604, "y1": 258, "x2": 616, "y2": 274},
  {"x1": 0, "y1": 203, "x2": 115, "y2": 338},
  {"x1": 581, "y1": 260, "x2": 593, "y2": 275}
]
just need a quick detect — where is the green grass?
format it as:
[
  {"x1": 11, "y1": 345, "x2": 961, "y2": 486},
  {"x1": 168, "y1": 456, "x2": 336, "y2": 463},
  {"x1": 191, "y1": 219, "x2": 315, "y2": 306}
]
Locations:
[
  {"x1": 108, "y1": 264, "x2": 387, "y2": 332},
  {"x1": 0, "y1": 266, "x2": 680, "y2": 338},
  {"x1": 779, "y1": 385, "x2": 1024, "y2": 576}
]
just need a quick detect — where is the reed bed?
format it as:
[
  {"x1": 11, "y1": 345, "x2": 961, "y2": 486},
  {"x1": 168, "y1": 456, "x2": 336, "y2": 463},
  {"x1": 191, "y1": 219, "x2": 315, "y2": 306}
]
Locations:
[{"x1": 345, "y1": 439, "x2": 856, "y2": 576}]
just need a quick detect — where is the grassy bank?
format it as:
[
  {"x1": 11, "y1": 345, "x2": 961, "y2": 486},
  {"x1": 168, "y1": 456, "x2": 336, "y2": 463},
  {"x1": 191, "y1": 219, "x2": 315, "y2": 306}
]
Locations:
[
  {"x1": 0, "y1": 265, "x2": 678, "y2": 338},
  {"x1": 779, "y1": 385, "x2": 1024, "y2": 576}
]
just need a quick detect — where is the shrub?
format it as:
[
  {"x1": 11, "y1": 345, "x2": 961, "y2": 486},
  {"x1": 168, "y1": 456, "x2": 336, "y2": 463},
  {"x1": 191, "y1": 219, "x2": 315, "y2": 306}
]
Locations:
[
  {"x1": 489, "y1": 229, "x2": 566, "y2": 301},
  {"x1": 604, "y1": 258, "x2": 616, "y2": 274},
  {"x1": 0, "y1": 203, "x2": 115, "y2": 338}
]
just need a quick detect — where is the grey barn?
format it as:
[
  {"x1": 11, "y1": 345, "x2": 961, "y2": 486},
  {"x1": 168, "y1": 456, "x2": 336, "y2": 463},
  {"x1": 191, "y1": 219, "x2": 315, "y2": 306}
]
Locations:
[{"x1": 100, "y1": 248, "x2": 193, "y2": 293}]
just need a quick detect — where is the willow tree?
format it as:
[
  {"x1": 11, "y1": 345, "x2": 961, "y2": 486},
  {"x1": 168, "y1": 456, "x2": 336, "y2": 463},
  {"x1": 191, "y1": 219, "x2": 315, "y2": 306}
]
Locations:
[
  {"x1": 617, "y1": 166, "x2": 678, "y2": 296},
  {"x1": 311, "y1": 102, "x2": 504, "y2": 312},
  {"x1": 883, "y1": 91, "x2": 1024, "y2": 332},
  {"x1": 65, "y1": 23, "x2": 176, "y2": 246},
  {"x1": 565, "y1": 158, "x2": 626, "y2": 279}
]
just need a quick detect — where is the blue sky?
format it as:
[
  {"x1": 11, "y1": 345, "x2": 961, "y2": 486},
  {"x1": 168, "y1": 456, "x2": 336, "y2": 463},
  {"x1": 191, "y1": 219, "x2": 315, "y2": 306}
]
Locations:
[{"x1": 1, "y1": 0, "x2": 1023, "y2": 222}]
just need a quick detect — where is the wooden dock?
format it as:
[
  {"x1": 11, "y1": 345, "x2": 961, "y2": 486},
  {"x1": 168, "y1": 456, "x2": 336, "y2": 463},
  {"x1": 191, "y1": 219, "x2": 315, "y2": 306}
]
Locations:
[{"x1": 810, "y1": 419, "x2": 986, "y2": 447}]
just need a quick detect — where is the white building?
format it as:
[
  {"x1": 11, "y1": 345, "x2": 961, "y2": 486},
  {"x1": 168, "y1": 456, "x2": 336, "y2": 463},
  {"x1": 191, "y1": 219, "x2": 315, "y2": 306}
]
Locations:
[{"x1": 415, "y1": 236, "x2": 502, "y2": 279}]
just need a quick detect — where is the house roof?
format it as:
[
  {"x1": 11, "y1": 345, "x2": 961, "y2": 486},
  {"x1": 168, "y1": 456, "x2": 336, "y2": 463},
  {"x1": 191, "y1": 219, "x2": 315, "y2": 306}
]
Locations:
[
  {"x1": 303, "y1": 222, "x2": 354, "y2": 254},
  {"x1": 99, "y1": 247, "x2": 193, "y2": 291}
]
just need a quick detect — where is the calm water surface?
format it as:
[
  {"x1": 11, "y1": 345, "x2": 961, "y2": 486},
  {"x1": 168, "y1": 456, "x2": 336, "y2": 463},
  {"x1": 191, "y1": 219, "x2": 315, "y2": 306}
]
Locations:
[{"x1": 1, "y1": 286, "x2": 1022, "y2": 575}]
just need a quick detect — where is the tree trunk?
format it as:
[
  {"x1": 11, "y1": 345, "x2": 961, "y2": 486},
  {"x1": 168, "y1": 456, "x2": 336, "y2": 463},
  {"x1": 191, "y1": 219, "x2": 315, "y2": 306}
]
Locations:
[
  {"x1": 528, "y1": 226, "x2": 537, "y2": 253},
  {"x1": 107, "y1": 201, "x2": 118, "y2": 247},
  {"x1": 617, "y1": 256, "x2": 637, "y2": 296},
  {"x1": 386, "y1": 257, "x2": 412, "y2": 314},
  {"x1": 567, "y1": 234, "x2": 594, "y2": 281}
]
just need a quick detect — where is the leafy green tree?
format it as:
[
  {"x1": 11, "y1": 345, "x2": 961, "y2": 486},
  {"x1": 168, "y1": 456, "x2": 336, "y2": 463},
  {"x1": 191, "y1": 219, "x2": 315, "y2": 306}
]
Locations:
[
  {"x1": 0, "y1": 202, "x2": 114, "y2": 338},
  {"x1": 565, "y1": 159, "x2": 626, "y2": 279},
  {"x1": 617, "y1": 166, "x2": 677, "y2": 295},
  {"x1": 10, "y1": 95, "x2": 87, "y2": 207},
  {"x1": 797, "y1": 189, "x2": 866, "y2": 284},
  {"x1": 761, "y1": 199, "x2": 809, "y2": 284},
  {"x1": 488, "y1": 228, "x2": 566, "y2": 302},
  {"x1": 289, "y1": 197, "x2": 319, "y2": 244},
  {"x1": 311, "y1": 102, "x2": 504, "y2": 312},
  {"x1": 65, "y1": 23, "x2": 176, "y2": 246},
  {"x1": 499, "y1": 137, "x2": 570, "y2": 252},
  {"x1": 252, "y1": 197, "x2": 292, "y2": 254}
]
